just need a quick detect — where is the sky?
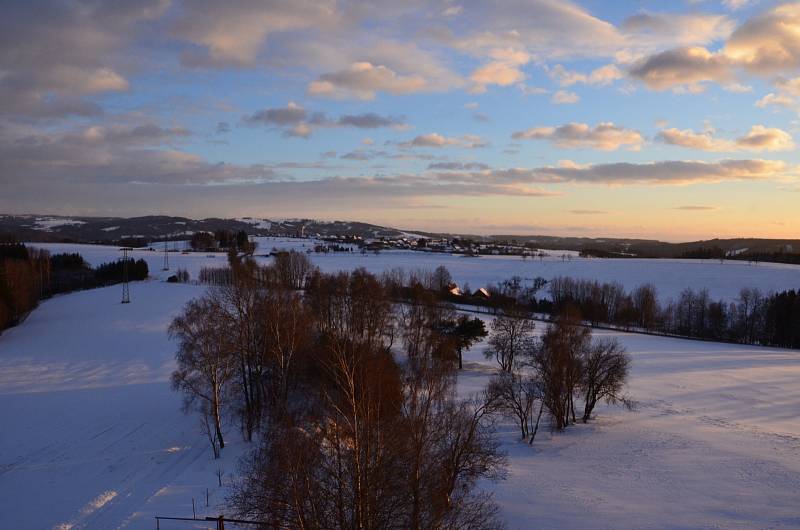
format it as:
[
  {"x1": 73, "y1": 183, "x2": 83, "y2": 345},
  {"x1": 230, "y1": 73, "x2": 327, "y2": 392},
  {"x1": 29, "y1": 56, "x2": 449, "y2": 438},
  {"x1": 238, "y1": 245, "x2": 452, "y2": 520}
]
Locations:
[{"x1": 1, "y1": 0, "x2": 800, "y2": 241}]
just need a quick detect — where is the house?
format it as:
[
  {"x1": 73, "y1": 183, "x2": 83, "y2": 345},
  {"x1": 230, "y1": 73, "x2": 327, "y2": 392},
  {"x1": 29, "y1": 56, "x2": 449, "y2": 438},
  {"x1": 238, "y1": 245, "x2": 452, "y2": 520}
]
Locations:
[
  {"x1": 473, "y1": 287, "x2": 491, "y2": 299},
  {"x1": 447, "y1": 282, "x2": 462, "y2": 296}
]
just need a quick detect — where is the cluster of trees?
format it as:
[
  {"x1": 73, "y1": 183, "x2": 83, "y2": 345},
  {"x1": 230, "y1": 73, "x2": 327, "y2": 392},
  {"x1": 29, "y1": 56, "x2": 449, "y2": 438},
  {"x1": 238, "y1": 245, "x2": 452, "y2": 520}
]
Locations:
[
  {"x1": 679, "y1": 246, "x2": 800, "y2": 265},
  {"x1": 0, "y1": 242, "x2": 50, "y2": 332},
  {"x1": 94, "y1": 258, "x2": 149, "y2": 283},
  {"x1": 190, "y1": 230, "x2": 256, "y2": 254},
  {"x1": 48, "y1": 254, "x2": 148, "y2": 294},
  {"x1": 170, "y1": 253, "x2": 641, "y2": 527},
  {"x1": 546, "y1": 276, "x2": 800, "y2": 349},
  {"x1": 486, "y1": 307, "x2": 631, "y2": 441},
  {"x1": 170, "y1": 252, "x2": 506, "y2": 529},
  {"x1": 167, "y1": 268, "x2": 191, "y2": 283}
]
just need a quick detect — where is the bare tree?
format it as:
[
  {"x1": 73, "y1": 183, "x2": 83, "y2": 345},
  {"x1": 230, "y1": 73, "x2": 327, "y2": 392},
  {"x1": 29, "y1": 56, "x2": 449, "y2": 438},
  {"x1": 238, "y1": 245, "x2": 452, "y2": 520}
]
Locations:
[
  {"x1": 580, "y1": 338, "x2": 631, "y2": 422},
  {"x1": 170, "y1": 295, "x2": 235, "y2": 453},
  {"x1": 488, "y1": 370, "x2": 542, "y2": 441},
  {"x1": 530, "y1": 307, "x2": 588, "y2": 430},
  {"x1": 217, "y1": 274, "x2": 265, "y2": 441},
  {"x1": 431, "y1": 265, "x2": 453, "y2": 292},
  {"x1": 260, "y1": 288, "x2": 312, "y2": 418},
  {"x1": 485, "y1": 309, "x2": 535, "y2": 372},
  {"x1": 271, "y1": 250, "x2": 316, "y2": 290}
]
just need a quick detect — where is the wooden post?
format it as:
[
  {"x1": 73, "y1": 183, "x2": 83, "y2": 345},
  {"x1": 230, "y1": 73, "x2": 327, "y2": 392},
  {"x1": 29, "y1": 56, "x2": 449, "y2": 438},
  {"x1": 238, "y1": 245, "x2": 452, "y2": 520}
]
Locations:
[{"x1": 192, "y1": 498, "x2": 196, "y2": 519}]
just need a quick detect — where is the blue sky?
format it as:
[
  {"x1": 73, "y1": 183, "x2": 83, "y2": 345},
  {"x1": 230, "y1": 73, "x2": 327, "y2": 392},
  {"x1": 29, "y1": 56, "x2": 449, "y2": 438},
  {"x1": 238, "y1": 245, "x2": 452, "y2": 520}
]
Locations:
[{"x1": 1, "y1": 0, "x2": 799, "y2": 240}]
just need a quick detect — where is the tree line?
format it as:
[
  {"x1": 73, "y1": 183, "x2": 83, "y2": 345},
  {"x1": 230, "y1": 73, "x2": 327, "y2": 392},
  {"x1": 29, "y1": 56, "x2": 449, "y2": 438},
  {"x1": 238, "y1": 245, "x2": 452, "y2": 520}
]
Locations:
[
  {"x1": 544, "y1": 276, "x2": 800, "y2": 349},
  {"x1": 190, "y1": 230, "x2": 256, "y2": 254},
  {"x1": 0, "y1": 242, "x2": 50, "y2": 332}
]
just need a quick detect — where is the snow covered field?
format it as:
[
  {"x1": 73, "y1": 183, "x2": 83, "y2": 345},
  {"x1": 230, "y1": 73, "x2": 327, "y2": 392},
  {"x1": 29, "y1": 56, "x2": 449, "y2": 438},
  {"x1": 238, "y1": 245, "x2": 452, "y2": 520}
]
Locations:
[
  {"x1": 2, "y1": 239, "x2": 798, "y2": 529},
  {"x1": 461, "y1": 327, "x2": 800, "y2": 529},
  {"x1": 31, "y1": 237, "x2": 800, "y2": 303},
  {"x1": 0, "y1": 282, "x2": 247, "y2": 530}
]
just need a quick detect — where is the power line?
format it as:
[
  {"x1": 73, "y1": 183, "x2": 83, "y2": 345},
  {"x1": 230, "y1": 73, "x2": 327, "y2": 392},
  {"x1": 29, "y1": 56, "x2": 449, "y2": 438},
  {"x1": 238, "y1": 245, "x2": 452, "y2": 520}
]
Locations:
[
  {"x1": 163, "y1": 240, "x2": 170, "y2": 271},
  {"x1": 120, "y1": 247, "x2": 133, "y2": 304}
]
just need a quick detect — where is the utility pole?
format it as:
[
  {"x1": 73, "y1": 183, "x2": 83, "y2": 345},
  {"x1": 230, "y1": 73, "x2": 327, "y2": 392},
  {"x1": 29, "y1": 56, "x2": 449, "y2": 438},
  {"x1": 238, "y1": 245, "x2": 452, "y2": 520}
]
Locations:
[
  {"x1": 163, "y1": 240, "x2": 170, "y2": 271},
  {"x1": 120, "y1": 247, "x2": 132, "y2": 304}
]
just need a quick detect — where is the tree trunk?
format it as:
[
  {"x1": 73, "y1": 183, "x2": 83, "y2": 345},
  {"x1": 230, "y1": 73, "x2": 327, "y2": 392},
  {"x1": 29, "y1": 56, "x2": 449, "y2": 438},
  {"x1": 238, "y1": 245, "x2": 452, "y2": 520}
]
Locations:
[
  {"x1": 529, "y1": 401, "x2": 545, "y2": 444},
  {"x1": 214, "y1": 387, "x2": 225, "y2": 449}
]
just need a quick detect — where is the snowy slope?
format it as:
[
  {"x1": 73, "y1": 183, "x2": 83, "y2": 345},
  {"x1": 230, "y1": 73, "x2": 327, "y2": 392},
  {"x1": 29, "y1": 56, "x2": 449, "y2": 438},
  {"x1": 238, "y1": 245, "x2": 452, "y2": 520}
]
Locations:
[
  {"x1": 2, "y1": 245, "x2": 799, "y2": 529},
  {"x1": 0, "y1": 282, "x2": 244, "y2": 530},
  {"x1": 460, "y1": 323, "x2": 800, "y2": 529}
]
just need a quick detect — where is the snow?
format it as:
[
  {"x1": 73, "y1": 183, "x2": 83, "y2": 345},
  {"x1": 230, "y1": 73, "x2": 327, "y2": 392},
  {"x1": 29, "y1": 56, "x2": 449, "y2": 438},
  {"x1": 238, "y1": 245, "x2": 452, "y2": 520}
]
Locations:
[
  {"x1": 2, "y1": 241, "x2": 799, "y2": 529},
  {"x1": 0, "y1": 282, "x2": 245, "y2": 530},
  {"x1": 32, "y1": 217, "x2": 86, "y2": 231},
  {"x1": 458, "y1": 319, "x2": 800, "y2": 529},
  {"x1": 30, "y1": 237, "x2": 800, "y2": 304},
  {"x1": 235, "y1": 217, "x2": 271, "y2": 230}
]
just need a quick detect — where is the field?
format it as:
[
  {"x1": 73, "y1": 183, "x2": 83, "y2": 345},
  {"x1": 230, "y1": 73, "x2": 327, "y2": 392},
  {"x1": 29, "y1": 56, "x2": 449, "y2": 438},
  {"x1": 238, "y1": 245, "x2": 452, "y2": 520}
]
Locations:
[
  {"x1": 1, "y1": 239, "x2": 799, "y2": 529},
  {"x1": 32, "y1": 237, "x2": 800, "y2": 303}
]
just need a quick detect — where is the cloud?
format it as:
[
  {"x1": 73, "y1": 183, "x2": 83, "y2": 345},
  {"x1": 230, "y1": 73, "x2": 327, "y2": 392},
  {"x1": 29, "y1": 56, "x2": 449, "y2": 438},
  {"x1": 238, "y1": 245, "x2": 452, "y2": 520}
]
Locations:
[
  {"x1": 0, "y1": 121, "x2": 259, "y2": 186},
  {"x1": 570, "y1": 209, "x2": 608, "y2": 214},
  {"x1": 722, "y1": 0, "x2": 753, "y2": 10},
  {"x1": 723, "y1": 3, "x2": 800, "y2": 74},
  {"x1": 216, "y1": 121, "x2": 231, "y2": 134},
  {"x1": 551, "y1": 90, "x2": 580, "y2": 104},
  {"x1": 173, "y1": 0, "x2": 336, "y2": 68},
  {"x1": 308, "y1": 62, "x2": 427, "y2": 100},
  {"x1": 399, "y1": 133, "x2": 487, "y2": 148},
  {"x1": 243, "y1": 102, "x2": 405, "y2": 137},
  {"x1": 548, "y1": 64, "x2": 623, "y2": 87},
  {"x1": 469, "y1": 48, "x2": 530, "y2": 92},
  {"x1": 629, "y1": 46, "x2": 732, "y2": 91},
  {"x1": 512, "y1": 122, "x2": 643, "y2": 151},
  {"x1": 245, "y1": 102, "x2": 307, "y2": 126},
  {"x1": 0, "y1": 0, "x2": 166, "y2": 118},
  {"x1": 421, "y1": 158, "x2": 789, "y2": 188},
  {"x1": 427, "y1": 162, "x2": 490, "y2": 170},
  {"x1": 774, "y1": 76, "x2": 800, "y2": 96},
  {"x1": 621, "y1": 12, "x2": 734, "y2": 48},
  {"x1": 755, "y1": 92, "x2": 796, "y2": 108},
  {"x1": 628, "y1": 5, "x2": 800, "y2": 92},
  {"x1": 524, "y1": 158, "x2": 788, "y2": 185},
  {"x1": 440, "y1": 0, "x2": 624, "y2": 60},
  {"x1": 723, "y1": 82, "x2": 753, "y2": 93},
  {"x1": 735, "y1": 125, "x2": 794, "y2": 151},
  {"x1": 657, "y1": 125, "x2": 794, "y2": 152}
]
